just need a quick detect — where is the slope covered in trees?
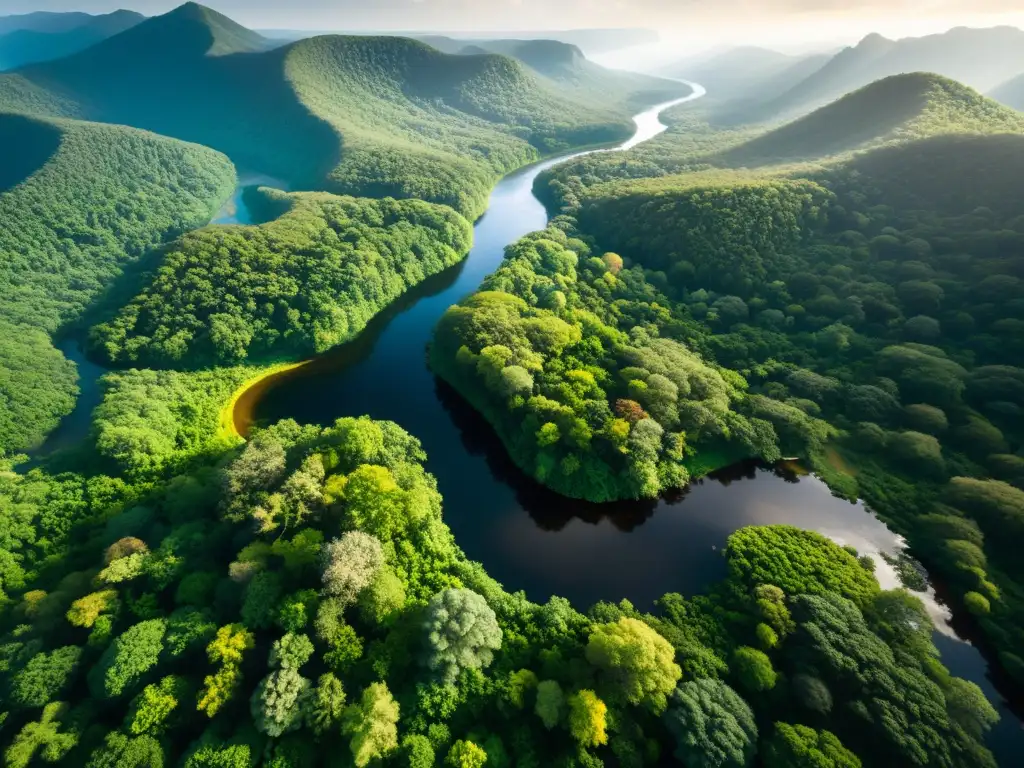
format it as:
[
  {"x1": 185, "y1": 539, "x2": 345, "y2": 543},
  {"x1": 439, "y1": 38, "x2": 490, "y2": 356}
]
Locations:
[
  {"x1": 90, "y1": 189, "x2": 473, "y2": 367},
  {"x1": 0, "y1": 2, "x2": 684, "y2": 220},
  {"x1": 0, "y1": 10, "x2": 144, "y2": 70},
  {"x1": 716, "y1": 74, "x2": 1024, "y2": 167},
  {"x1": 0, "y1": 409, "x2": 1000, "y2": 767},
  {"x1": 0, "y1": 112, "x2": 234, "y2": 455}
]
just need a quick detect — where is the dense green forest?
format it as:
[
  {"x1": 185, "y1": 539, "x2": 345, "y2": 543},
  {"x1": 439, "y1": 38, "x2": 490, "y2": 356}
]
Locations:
[
  {"x1": 0, "y1": 3, "x2": 683, "y2": 220},
  {"x1": 0, "y1": 112, "x2": 235, "y2": 455},
  {"x1": 1, "y1": 2, "x2": 1021, "y2": 764},
  {"x1": 439, "y1": 77, "x2": 1024, "y2": 710},
  {"x1": 90, "y1": 189, "x2": 472, "y2": 367},
  {"x1": 431, "y1": 225, "x2": 796, "y2": 501},
  {"x1": 0, "y1": 414, "x2": 1001, "y2": 767}
]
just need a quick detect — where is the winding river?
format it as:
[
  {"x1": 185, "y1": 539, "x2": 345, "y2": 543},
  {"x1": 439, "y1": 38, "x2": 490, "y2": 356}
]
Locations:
[
  {"x1": 29, "y1": 84, "x2": 1018, "y2": 760},
  {"x1": 235, "y1": 84, "x2": 1023, "y2": 761}
]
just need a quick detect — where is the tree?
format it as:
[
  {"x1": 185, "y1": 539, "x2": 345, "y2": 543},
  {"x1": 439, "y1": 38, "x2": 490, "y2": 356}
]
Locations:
[
  {"x1": 762, "y1": 723, "x2": 860, "y2": 768},
  {"x1": 10, "y1": 646, "x2": 82, "y2": 708},
  {"x1": 66, "y1": 589, "x2": 119, "y2": 628},
  {"x1": 89, "y1": 619, "x2": 166, "y2": 698},
  {"x1": 308, "y1": 673, "x2": 346, "y2": 736},
  {"x1": 567, "y1": 689, "x2": 608, "y2": 748},
  {"x1": 241, "y1": 570, "x2": 284, "y2": 629},
  {"x1": 270, "y1": 633, "x2": 315, "y2": 670},
  {"x1": 85, "y1": 732, "x2": 164, "y2": 768},
  {"x1": 357, "y1": 567, "x2": 406, "y2": 625},
  {"x1": 422, "y1": 588, "x2": 503, "y2": 684},
  {"x1": 535, "y1": 680, "x2": 564, "y2": 729},
  {"x1": 943, "y1": 678, "x2": 998, "y2": 739},
  {"x1": 726, "y1": 527, "x2": 879, "y2": 608},
  {"x1": 321, "y1": 531, "x2": 384, "y2": 604},
  {"x1": 585, "y1": 618, "x2": 681, "y2": 712},
  {"x1": 665, "y1": 679, "x2": 757, "y2": 768},
  {"x1": 251, "y1": 668, "x2": 312, "y2": 738},
  {"x1": 731, "y1": 647, "x2": 776, "y2": 692},
  {"x1": 198, "y1": 624, "x2": 254, "y2": 717},
  {"x1": 5, "y1": 702, "x2": 78, "y2": 768},
  {"x1": 125, "y1": 676, "x2": 186, "y2": 735},
  {"x1": 792, "y1": 674, "x2": 832, "y2": 714},
  {"x1": 403, "y1": 734, "x2": 435, "y2": 768},
  {"x1": 343, "y1": 682, "x2": 400, "y2": 767},
  {"x1": 447, "y1": 739, "x2": 487, "y2": 768},
  {"x1": 506, "y1": 669, "x2": 539, "y2": 709}
]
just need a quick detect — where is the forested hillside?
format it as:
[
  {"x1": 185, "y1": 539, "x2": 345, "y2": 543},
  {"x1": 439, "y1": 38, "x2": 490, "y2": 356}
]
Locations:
[
  {"x1": 0, "y1": 3, "x2": 684, "y2": 219},
  {"x1": 0, "y1": 113, "x2": 234, "y2": 455},
  {"x1": 90, "y1": 189, "x2": 472, "y2": 367},
  {"x1": 715, "y1": 74, "x2": 1024, "y2": 166}
]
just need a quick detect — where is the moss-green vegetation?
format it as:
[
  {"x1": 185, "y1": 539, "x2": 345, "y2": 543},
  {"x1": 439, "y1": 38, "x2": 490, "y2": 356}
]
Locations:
[
  {"x1": 0, "y1": 3, "x2": 683, "y2": 220},
  {"x1": 488, "y1": 78, "x2": 1024, "y2": 695},
  {"x1": 431, "y1": 226, "x2": 803, "y2": 501},
  {"x1": 90, "y1": 189, "x2": 473, "y2": 367},
  {"x1": 0, "y1": 112, "x2": 235, "y2": 455},
  {"x1": 0, "y1": 414, "x2": 999, "y2": 767}
]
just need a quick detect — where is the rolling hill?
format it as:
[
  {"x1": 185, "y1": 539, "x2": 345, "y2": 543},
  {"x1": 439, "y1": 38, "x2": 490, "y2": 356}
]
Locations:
[
  {"x1": 0, "y1": 2, "x2": 685, "y2": 219},
  {"x1": 739, "y1": 26, "x2": 1024, "y2": 124},
  {"x1": 990, "y1": 73, "x2": 1024, "y2": 111},
  {"x1": 716, "y1": 73, "x2": 1024, "y2": 167},
  {"x1": 0, "y1": 111, "x2": 234, "y2": 454},
  {"x1": 0, "y1": 10, "x2": 144, "y2": 70}
]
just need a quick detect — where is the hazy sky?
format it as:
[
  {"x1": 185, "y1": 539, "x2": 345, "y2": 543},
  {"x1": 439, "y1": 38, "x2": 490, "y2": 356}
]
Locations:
[{"x1": 5, "y1": 0, "x2": 1024, "y2": 48}]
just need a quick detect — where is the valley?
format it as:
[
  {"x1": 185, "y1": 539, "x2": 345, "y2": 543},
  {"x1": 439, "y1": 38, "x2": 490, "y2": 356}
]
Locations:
[{"x1": 1, "y1": 3, "x2": 1024, "y2": 767}]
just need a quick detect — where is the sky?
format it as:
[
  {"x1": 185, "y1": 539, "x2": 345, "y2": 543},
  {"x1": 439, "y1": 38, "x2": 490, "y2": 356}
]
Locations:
[{"x1": 5, "y1": 0, "x2": 1024, "y2": 51}]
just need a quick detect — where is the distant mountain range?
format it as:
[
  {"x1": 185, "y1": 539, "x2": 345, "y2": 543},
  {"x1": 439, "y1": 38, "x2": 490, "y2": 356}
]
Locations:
[
  {"x1": 990, "y1": 73, "x2": 1024, "y2": 111},
  {"x1": 0, "y1": 10, "x2": 144, "y2": 70},
  {"x1": 665, "y1": 26, "x2": 1024, "y2": 124},
  {"x1": 259, "y1": 27, "x2": 659, "y2": 55}
]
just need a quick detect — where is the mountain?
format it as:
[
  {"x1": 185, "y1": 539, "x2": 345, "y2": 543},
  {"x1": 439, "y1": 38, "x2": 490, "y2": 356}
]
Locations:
[
  {"x1": 0, "y1": 11, "x2": 100, "y2": 36},
  {"x1": 717, "y1": 73, "x2": 1024, "y2": 167},
  {"x1": 416, "y1": 36, "x2": 683, "y2": 109},
  {"x1": 661, "y1": 46, "x2": 816, "y2": 97},
  {"x1": 748, "y1": 26, "x2": 1024, "y2": 124},
  {"x1": 261, "y1": 27, "x2": 658, "y2": 55},
  {"x1": 0, "y1": 3, "x2": 685, "y2": 219},
  {"x1": 0, "y1": 10, "x2": 144, "y2": 70},
  {"x1": 990, "y1": 73, "x2": 1024, "y2": 111}
]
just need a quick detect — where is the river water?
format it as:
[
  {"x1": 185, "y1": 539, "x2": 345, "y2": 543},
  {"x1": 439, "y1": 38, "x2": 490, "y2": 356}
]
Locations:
[
  {"x1": 236, "y1": 84, "x2": 1023, "y2": 760},
  {"x1": 34, "y1": 85, "x2": 1021, "y2": 761}
]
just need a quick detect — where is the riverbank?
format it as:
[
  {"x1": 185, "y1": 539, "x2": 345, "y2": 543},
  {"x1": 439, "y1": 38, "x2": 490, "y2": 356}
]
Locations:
[{"x1": 219, "y1": 360, "x2": 312, "y2": 440}]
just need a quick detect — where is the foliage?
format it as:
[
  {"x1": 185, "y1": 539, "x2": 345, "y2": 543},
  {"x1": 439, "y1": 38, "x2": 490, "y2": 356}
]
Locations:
[
  {"x1": 446, "y1": 739, "x2": 488, "y2": 768},
  {"x1": 124, "y1": 676, "x2": 186, "y2": 735},
  {"x1": 10, "y1": 646, "x2": 82, "y2": 708},
  {"x1": 321, "y1": 531, "x2": 384, "y2": 604},
  {"x1": 567, "y1": 689, "x2": 608, "y2": 747},
  {"x1": 585, "y1": 617, "x2": 681, "y2": 712},
  {"x1": 665, "y1": 678, "x2": 758, "y2": 768},
  {"x1": 91, "y1": 191, "x2": 473, "y2": 366},
  {"x1": 762, "y1": 723, "x2": 861, "y2": 768},
  {"x1": 0, "y1": 113, "x2": 233, "y2": 455},
  {"x1": 422, "y1": 588, "x2": 503, "y2": 684},
  {"x1": 251, "y1": 668, "x2": 312, "y2": 737},
  {"x1": 343, "y1": 681, "x2": 399, "y2": 767},
  {"x1": 89, "y1": 619, "x2": 166, "y2": 698}
]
